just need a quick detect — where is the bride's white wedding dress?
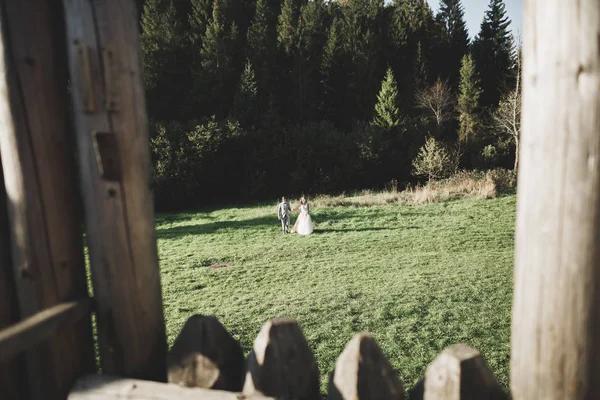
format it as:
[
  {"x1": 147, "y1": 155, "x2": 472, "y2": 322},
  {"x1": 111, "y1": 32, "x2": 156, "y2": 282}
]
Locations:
[{"x1": 292, "y1": 204, "x2": 313, "y2": 235}]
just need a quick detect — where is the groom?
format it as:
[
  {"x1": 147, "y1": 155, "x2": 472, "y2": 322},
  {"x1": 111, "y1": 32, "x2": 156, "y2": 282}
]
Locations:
[{"x1": 277, "y1": 196, "x2": 292, "y2": 234}]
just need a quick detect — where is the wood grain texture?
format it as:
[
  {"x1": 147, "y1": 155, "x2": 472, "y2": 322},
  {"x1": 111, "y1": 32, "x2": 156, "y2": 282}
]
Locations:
[
  {"x1": 328, "y1": 332, "x2": 404, "y2": 400},
  {"x1": 243, "y1": 318, "x2": 320, "y2": 400},
  {"x1": 0, "y1": 1, "x2": 94, "y2": 399},
  {"x1": 167, "y1": 315, "x2": 245, "y2": 391},
  {"x1": 62, "y1": 0, "x2": 166, "y2": 381},
  {"x1": 422, "y1": 344, "x2": 503, "y2": 400},
  {"x1": 0, "y1": 160, "x2": 26, "y2": 400},
  {"x1": 512, "y1": 1, "x2": 600, "y2": 399},
  {"x1": 0, "y1": 299, "x2": 91, "y2": 363},
  {"x1": 69, "y1": 375, "x2": 276, "y2": 400}
]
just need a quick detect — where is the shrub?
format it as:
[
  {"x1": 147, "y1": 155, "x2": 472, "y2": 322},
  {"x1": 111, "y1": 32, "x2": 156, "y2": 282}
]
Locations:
[{"x1": 412, "y1": 137, "x2": 454, "y2": 182}]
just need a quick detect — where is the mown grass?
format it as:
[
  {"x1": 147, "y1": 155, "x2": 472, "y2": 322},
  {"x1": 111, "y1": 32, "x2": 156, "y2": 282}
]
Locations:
[{"x1": 156, "y1": 194, "x2": 516, "y2": 396}]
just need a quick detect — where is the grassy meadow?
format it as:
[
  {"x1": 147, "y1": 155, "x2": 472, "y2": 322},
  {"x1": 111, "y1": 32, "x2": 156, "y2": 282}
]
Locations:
[{"x1": 156, "y1": 193, "x2": 516, "y2": 395}]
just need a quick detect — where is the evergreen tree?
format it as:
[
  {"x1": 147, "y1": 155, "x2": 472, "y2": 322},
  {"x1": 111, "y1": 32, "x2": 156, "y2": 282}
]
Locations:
[
  {"x1": 200, "y1": 0, "x2": 238, "y2": 118},
  {"x1": 246, "y1": 0, "x2": 277, "y2": 112},
  {"x1": 373, "y1": 67, "x2": 401, "y2": 129},
  {"x1": 339, "y1": 0, "x2": 386, "y2": 124},
  {"x1": 320, "y1": 16, "x2": 347, "y2": 126},
  {"x1": 292, "y1": 0, "x2": 328, "y2": 122},
  {"x1": 434, "y1": 0, "x2": 469, "y2": 87},
  {"x1": 457, "y1": 54, "x2": 482, "y2": 145},
  {"x1": 189, "y1": 0, "x2": 212, "y2": 48},
  {"x1": 473, "y1": 0, "x2": 514, "y2": 108},
  {"x1": 233, "y1": 61, "x2": 258, "y2": 127},
  {"x1": 277, "y1": 0, "x2": 301, "y2": 55},
  {"x1": 140, "y1": 0, "x2": 189, "y2": 120},
  {"x1": 389, "y1": 0, "x2": 435, "y2": 99}
]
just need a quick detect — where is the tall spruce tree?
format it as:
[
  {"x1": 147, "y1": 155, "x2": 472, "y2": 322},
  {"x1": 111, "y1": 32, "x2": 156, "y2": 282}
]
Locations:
[
  {"x1": 291, "y1": 0, "x2": 328, "y2": 122},
  {"x1": 457, "y1": 54, "x2": 482, "y2": 145},
  {"x1": 246, "y1": 0, "x2": 276, "y2": 112},
  {"x1": 233, "y1": 60, "x2": 258, "y2": 127},
  {"x1": 473, "y1": 0, "x2": 514, "y2": 108},
  {"x1": 320, "y1": 16, "x2": 348, "y2": 126},
  {"x1": 389, "y1": 0, "x2": 435, "y2": 108},
  {"x1": 435, "y1": 0, "x2": 469, "y2": 88},
  {"x1": 339, "y1": 0, "x2": 386, "y2": 124},
  {"x1": 140, "y1": 0, "x2": 189, "y2": 120},
  {"x1": 189, "y1": 0, "x2": 212, "y2": 48},
  {"x1": 373, "y1": 67, "x2": 401, "y2": 129},
  {"x1": 200, "y1": 0, "x2": 237, "y2": 118}
]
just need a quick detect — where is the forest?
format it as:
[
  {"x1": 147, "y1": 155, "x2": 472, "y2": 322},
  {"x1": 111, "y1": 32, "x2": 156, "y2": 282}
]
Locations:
[{"x1": 139, "y1": 0, "x2": 519, "y2": 210}]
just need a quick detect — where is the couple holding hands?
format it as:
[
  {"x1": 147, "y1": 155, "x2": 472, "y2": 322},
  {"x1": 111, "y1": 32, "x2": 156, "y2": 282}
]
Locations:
[{"x1": 277, "y1": 196, "x2": 314, "y2": 235}]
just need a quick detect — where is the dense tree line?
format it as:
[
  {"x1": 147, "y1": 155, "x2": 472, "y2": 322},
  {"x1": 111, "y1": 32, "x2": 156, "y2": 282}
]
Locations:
[{"x1": 140, "y1": 0, "x2": 518, "y2": 210}]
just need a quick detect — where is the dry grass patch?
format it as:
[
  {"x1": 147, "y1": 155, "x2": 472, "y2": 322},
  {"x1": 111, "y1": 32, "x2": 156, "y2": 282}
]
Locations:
[{"x1": 310, "y1": 169, "x2": 515, "y2": 208}]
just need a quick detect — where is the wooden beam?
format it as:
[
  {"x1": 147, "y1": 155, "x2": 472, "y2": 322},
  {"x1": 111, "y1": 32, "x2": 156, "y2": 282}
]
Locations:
[
  {"x1": 0, "y1": 299, "x2": 92, "y2": 363},
  {"x1": 0, "y1": 159, "x2": 27, "y2": 400},
  {"x1": 0, "y1": 1, "x2": 95, "y2": 399},
  {"x1": 62, "y1": 0, "x2": 167, "y2": 381},
  {"x1": 511, "y1": 1, "x2": 600, "y2": 399},
  {"x1": 69, "y1": 375, "x2": 275, "y2": 400}
]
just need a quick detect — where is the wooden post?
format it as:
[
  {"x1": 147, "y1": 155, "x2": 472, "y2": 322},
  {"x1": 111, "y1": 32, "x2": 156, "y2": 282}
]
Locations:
[
  {"x1": 0, "y1": 160, "x2": 27, "y2": 400},
  {"x1": 328, "y1": 333, "x2": 404, "y2": 400},
  {"x1": 511, "y1": 1, "x2": 600, "y2": 399},
  {"x1": 243, "y1": 318, "x2": 320, "y2": 400},
  {"x1": 0, "y1": 1, "x2": 95, "y2": 399},
  {"x1": 167, "y1": 315, "x2": 245, "y2": 391},
  {"x1": 421, "y1": 344, "x2": 503, "y2": 400},
  {"x1": 62, "y1": 0, "x2": 167, "y2": 380}
]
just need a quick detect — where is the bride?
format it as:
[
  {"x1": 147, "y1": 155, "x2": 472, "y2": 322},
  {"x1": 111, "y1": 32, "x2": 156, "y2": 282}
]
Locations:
[{"x1": 291, "y1": 196, "x2": 313, "y2": 235}]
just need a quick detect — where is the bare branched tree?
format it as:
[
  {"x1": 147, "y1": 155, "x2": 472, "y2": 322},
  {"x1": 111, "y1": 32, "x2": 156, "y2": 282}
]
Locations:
[
  {"x1": 415, "y1": 77, "x2": 454, "y2": 132},
  {"x1": 492, "y1": 39, "x2": 522, "y2": 170}
]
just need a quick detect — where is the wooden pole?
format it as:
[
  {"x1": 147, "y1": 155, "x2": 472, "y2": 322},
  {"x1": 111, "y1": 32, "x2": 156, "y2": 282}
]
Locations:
[
  {"x1": 0, "y1": 160, "x2": 27, "y2": 400},
  {"x1": 0, "y1": 1, "x2": 95, "y2": 399},
  {"x1": 62, "y1": 0, "x2": 167, "y2": 380},
  {"x1": 511, "y1": 1, "x2": 600, "y2": 399}
]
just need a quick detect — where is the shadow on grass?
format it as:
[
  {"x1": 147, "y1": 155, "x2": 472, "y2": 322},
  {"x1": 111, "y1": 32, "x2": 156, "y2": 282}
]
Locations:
[{"x1": 156, "y1": 214, "x2": 278, "y2": 238}]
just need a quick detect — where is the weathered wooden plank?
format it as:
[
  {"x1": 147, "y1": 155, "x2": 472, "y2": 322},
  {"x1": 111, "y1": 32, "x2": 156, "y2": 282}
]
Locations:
[
  {"x1": 421, "y1": 344, "x2": 503, "y2": 400},
  {"x1": 243, "y1": 318, "x2": 320, "y2": 400},
  {"x1": 0, "y1": 1, "x2": 95, "y2": 399},
  {"x1": 328, "y1": 332, "x2": 404, "y2": 400},
  {"x1": 0, "y1": 159, "x2": 27, "y2": 400},
  {"x1": 167, "y1": 315, "x2": 245, "y2": 391},
  {"x1": 69, "y1": 375, "x2": 276, "y2": 400},
  {"x1": 0, "y1": 299, "x2": 91, "y2": 363},
  {"x1": 511, "y1": 1, "x2": 600, "y2": 399},
  {"x1": 62, "y1": 0, "x2": 166, "y2": 381}
]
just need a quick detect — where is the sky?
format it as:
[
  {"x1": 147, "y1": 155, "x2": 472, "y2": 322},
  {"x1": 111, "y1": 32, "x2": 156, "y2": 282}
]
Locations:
[{"x1": 426, "y1": 0, "x2": 523, "y2": 40}]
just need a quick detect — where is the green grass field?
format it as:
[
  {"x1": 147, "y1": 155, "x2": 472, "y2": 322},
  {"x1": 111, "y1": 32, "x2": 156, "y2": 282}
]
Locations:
[{"x1": 156, "y1": 195, "x2": 516, "y2": 395}]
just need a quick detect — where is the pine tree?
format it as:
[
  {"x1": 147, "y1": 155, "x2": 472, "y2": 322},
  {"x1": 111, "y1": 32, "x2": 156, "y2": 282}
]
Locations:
[
  {"x1": 140, "y1": 0, "x2": 189, "y2": 119},
  {"x1": 457, "y1": 54, "x2": 482, "y2": 144},
  {"x1": 389, "y1": 0, "x2": 435, "y2": 109},
  {"x1": 435, "y1": 0, "x2": 469, "y2": 87},
  {"x1": 189, "y1": 0, "x2": 212, "y2": 48},
  {"x1": 246, "y1": 0, "x2": 277, "y2": 112},
  {"x1": 373, "y1": 67, "x2": 401, "y2": 129},
  {"x1": 339, "y1": 0, "x2": 385, "y2": 123},
  {"x1": 320, "y1": 16, "x2": 346, "y2": 125},
  {"x1": 277, "y1": 0, "x2": 300, "y2": 55},
  {"x1": 233, "y1": 61, "x2": 258, "y2": 127},
  {"x1": 473, "y1": 0, "x2": 514, "y2": 108}
]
